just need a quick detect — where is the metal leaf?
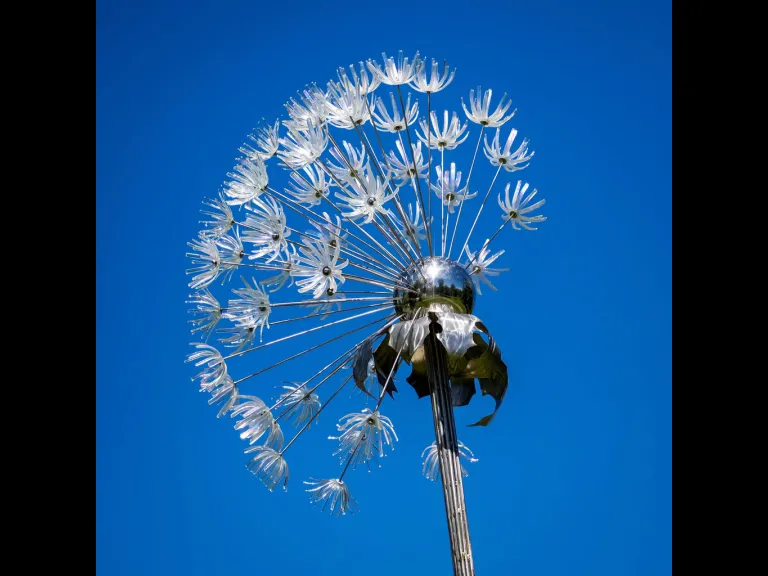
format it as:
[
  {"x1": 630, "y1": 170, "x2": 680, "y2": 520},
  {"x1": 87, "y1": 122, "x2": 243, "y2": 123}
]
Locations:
[
  {"x1": 351, "y1": 338, "x2": 375, "y2": 399},
  {"x1": 372, "y1": 334, "x2": 399, "y2": 398}
]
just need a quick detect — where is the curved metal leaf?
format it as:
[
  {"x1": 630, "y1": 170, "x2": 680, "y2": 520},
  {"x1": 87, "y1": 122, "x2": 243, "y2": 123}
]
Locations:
[{"x1": 351, "y1": 338, "x2": 375, "y2": 398}]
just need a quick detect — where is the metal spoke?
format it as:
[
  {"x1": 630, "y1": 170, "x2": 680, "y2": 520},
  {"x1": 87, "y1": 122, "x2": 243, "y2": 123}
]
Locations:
[
  {"x1": 447, "y1": 126, "x2": 485, "y2": 258},
  {"x1": 224, "y1": 306, "x2": 394, "y2": 360},
  {"x1": 232, "y1": 313, "x2": 399, "y2": 385},
  {"x1": 459, "y1": 164, "x2": 502, "y2": 261}
]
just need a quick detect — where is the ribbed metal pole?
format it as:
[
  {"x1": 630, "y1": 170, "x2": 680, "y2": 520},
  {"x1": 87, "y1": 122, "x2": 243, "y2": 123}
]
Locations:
[{"x1": 424, "y1": 314, "x2": 476, "y2": 576}]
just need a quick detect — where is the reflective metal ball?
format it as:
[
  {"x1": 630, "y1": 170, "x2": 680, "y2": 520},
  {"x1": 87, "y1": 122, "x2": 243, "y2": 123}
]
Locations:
[{"x1": 393, "y1": 257, "x2": 475, "y2": 315}]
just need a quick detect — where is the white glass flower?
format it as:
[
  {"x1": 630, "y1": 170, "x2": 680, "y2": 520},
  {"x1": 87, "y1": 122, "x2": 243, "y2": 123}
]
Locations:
[
  {"x1": 431, "y1": 163, "x2": 477, "y2": 213},
  {"x1": 308, "y1": 211, "x2": 347, "y2": 251},
  {"x1": 218, "y1": 323, "x2": 259, "y2": 352},
  {"x1": 483, "y1": 127, "x2": 534, "y2": 171},
  {"x1": 199, "y1": 195, "x2": 234, "y2": 239},
  {"x1": 215, "y1": 229, "x2": 245, "y2": 282},
  {"x1": 334, "y1": 167, "x2": 396, "y2": 224},
  {"x1": 278, "y1": 120, "x2": 328, "y2": 169},
  {"x1": 417, "y1": 110, "x2": 469, "y2": 150},
  {"x1": 336, "y1": 62, "x2": 380, "y2": 95},
  {"x1": 371, "y1": 92, "x2": 418, "y2": 133},
  {"x1": 421, "y1": 440, "x2": 478, "y2": 481},
  {"x1": 386, "y1": 140, "x2": 427, "y2": 186},
  {"x1": 291, "y1": 237, "x2": 349, "y2": 299},
  {"x1": 261, "y1": 245, "x2": 299, "y2": 292},
  {"x1": 410, "y1": 58, "x2": 455, "y2": 94},
  {"x1": 285, "y1": 164, "x2": 331, "y2": 207},
  {"x1": 206, "y1": 373, "x2": 238, "y2": 418},
  {"x1": 245, "y1": 446, "x2": 289, "y2": 491},
  {"x1": 497, "y1": 181, "x2": 547, "y2": 230},
  {"x1": 223, "y1": 156, "x2": 269, "y2": 207},
  {"x1": 327, "y1": 140, "x2": 368, "y2": 186},
  {"x1": 241, "y1": 195, "x2": 290, "y2": 263},
  {"x1": 186, "y1": 343, "x2": 228, "y2": 393},
  {"x1": 284, "y1": 85, "x2": 329, "y2": 128},
  {"x1": 462, "y1": 86, "x2": 516, "y2": 127},
  {"x1": 312, "y1": 290, "x2": 346, "y2": 318},
  {"x1": 223, "y1": 276, "x2": 271, "y2": 341},
  {"x1": 304, "y1": 478, "x2": 357, "y2": 516},
  {"x1": 331, "y1": 408, "x2": 398, "y2": 469},
  {"x1": 186, "y1": 288, "x2": 222, "y2": 341},
  {"x1": 326, "y1": 80, "x2": 372, "y2": 130},
  {"x1": 278, "y1": 382, "x2": 322, "y2": 427},
  {"x1": 463, "y1": 241, "x2": 510, "y2": 295},
  {"x1": 240, "y1": 119, "x2": 281, "y2": 161},
  {"x1": 398, "y1": 202, "x2": 429, "y2": 244},
  {"x1": 366, "y1": 50, "x2": 422, "y2": 86},
  {"x1": 186, "y1": 235, "x2": 221, "y2": 289},
  {"x1": 232, "y1": 396, "x2": 284, "y2": 449}
]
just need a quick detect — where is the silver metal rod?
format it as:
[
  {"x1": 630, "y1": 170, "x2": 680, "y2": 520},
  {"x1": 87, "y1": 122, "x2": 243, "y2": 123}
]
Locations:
[
  {"x1": 440, "y1": 148, "x2": 445, "y2": 256},
  {"x1": 264, "y1": 185, "x2": 402, "y2": 275},
  {"x1": 284, "y1": 224, "x2": 400, "y2": 280},
  {"x1": 459, "y1": 165, "x2": 502, "y2": 262},
  {"x1": 269, "y1": 302, "x2": 393, "y2": 326},
  {"x1": 224, "y1": 306, "x2": 393, "y2": 360},
  {"x1": 270, "y1": 296, "x2": 391, "y2": 308},
  {"x1": 233, "y1": 313, "x2": 398, "y2": 385},
  {"x1": 345, "y1": 273, "x2": 413, "y2": 293},
  {"x1": 315, "y1": 159, "x2": 408, "y2": 270},
  {"x1": 427, "y1": 91, "x2": 433, "y2": 251},
  {"x1": 424, "y1": 315, "x2": 475, "y2": 576},
  {"x1": 447, "y1": 126, "x2": 485, "y2": 259},
  {"x1": 357, "y1": 122, "x2": 425, "y2": 262},
  {"x1": 359, "y1": 93, "x2": 425, "y2": 263},
  {"x1": 280, "y1": 374, "x2": 353, "y2": 455},
  {"x1": 464, "y1": 207, "x2": 510, "y2": 268},
  {"x1": 325, "y1": 127, "x2": 419, "y2": 268},
  {"x1": 396, "y1": 84, "x2": 434, "y2": 256}
]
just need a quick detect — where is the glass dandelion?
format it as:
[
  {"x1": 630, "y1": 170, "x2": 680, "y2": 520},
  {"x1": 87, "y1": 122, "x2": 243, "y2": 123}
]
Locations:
[{"x1": 185, "y1": 50, "x2": 547, "y2": 576}]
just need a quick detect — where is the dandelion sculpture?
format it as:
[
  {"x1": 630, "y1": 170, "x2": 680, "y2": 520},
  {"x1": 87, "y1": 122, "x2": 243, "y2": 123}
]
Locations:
[{"x1": 186, "y1": 50, "x2": 545, "y2": 576}]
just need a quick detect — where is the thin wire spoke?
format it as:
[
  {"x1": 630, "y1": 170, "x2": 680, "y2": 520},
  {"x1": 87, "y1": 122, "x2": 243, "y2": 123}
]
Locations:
[
  {"x1": 264, "y1": 185, "x2": 401, "y2": 275},
  {"x1": 351, "y1": 120, "x2": 425, "y2": 262},
  {"x1": 270, "y1": 301, "x2": 394, "y2": 326},
  {"x1": 396, "y1": 84, "x2": 433, "y2": 256},
  {"x1": 232, "y1": 313, "x2": 399, "y2": 385},
  {"x1": 440, "y1": 147, "x2": 445, "y2": 256},
  {"x1": 426, "y1": 91, "x2": 433, "y2": 250},
  {"x1": 345, "y1": 273, "x2": 413, "y2": 293},
  {"x1": 224, "y1": 306, "x2": 394, "y2": 360},
  {"x1": 323, "y1": 131, "x2": 418, "y2": 268},
  {"x1": 280, "y1": 374, "x2": 353, "y2": 455},
  {"x1": 447, "y1": 125, "x2": 485, "y2": 258},
  {"x1": 314, "y1": 158, "x2": 408, "y2": 270},
  {"x1": 338, "y1": 442, "x2": 362, "y2": 481},
  {"x1": 465, "y1": 217, "x2": 511, "y2": 268},
  {"x1": 273, "y1": 346, "x2": 359, "y2": 421},
  {"x1": 284, "y1": 224, "x2": 400, "y2": 280},
  {"x1": 270, "y1": 297, "x2": 391, "y2": 308},
  {"x1": 460, "y1": 164, "x2": 503, "y2": 261}
]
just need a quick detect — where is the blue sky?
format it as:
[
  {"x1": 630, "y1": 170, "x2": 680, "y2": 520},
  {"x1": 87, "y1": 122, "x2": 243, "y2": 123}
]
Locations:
[{"x1": 96, "y1": 1, "x2": 671, "y2": 574}]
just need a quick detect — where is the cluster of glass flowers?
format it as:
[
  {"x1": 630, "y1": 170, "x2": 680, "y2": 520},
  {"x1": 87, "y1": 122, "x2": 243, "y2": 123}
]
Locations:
[{"x1": 186, "y1": 51, "x2": 546, "y2": 516}]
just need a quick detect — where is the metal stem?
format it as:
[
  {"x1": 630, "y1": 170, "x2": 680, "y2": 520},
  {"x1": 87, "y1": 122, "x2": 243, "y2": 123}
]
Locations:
[{"x1": 424, "y1": 314, "x2": 475, "y2": 576}]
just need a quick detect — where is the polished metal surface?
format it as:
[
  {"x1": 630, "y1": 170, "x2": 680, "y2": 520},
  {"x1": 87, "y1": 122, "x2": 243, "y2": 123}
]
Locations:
[{"x1": 393, "y1": 257, "x2": 475, "y2": 315}]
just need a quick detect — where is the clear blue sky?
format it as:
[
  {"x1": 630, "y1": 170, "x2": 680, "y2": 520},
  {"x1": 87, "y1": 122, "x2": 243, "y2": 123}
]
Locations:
[{"x1": 96, "y1": 1, "x2": 671, "y2": 574}]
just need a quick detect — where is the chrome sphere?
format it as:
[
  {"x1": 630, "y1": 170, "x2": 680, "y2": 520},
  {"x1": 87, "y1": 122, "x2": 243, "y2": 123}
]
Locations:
[{"x1": 393, "y1": 257, "x2": 475, "y2": 315}]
